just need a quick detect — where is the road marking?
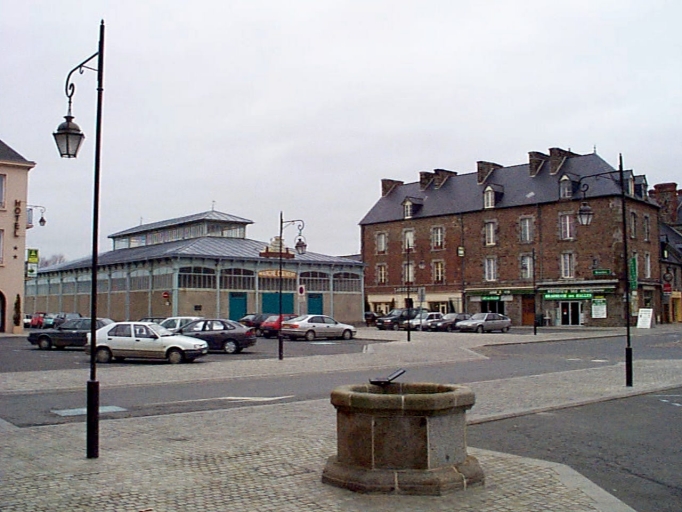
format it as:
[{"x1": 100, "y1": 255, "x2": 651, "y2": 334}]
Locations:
[
  {"x1": 566, "y1": 358, "x2": 582, "y2": 361},
  {"x1": 590, "y1": 359, "x2": 609, "y2": 363},
  {"x1": 52, "y1": 405, "x2": 127, "y2": 417},
  {"x1": 145, "y1": 395, "x2": 295, "y2": 406},
  {"x1": 309, "y1": 342, "x2": 337, "y2": 345}
]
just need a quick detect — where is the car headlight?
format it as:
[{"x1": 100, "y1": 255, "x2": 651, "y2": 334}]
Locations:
[{"x1": 194, "y1": 343, "x2": 204, "y2": 349}]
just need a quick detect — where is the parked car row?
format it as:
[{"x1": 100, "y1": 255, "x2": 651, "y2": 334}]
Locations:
[
  {"x1": 26, "y1": 311, "x2": 83, "y2": 329},
  {"x1": 371, "y1": 310, "x2": 512, "y2": 333}
]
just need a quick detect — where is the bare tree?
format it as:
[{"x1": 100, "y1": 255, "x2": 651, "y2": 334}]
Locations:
[{"x1": 39, "y1": 254, "x2": 67, "y2": 268}]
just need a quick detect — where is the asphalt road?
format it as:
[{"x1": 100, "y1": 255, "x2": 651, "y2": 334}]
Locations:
[{"x1": 469, "y1": 388, "x2": 682, "y2": 512}]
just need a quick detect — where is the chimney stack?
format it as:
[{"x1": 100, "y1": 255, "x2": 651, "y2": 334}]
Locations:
[
  {"x1": 477, "y1": 161, "x2": 502, "y2": 184},
  {"x1": 650, "y1": 183, "x2": 679, "y2": 224},
  {"x1": 381, "y1": 178, "x2": 403, "y2": 197},
  {"x1": 419, "y1": 171, "x2": 434, "y2": 191},
  {"x1": 548, "y1": 147, "x2": 579, "y2": 175},
  {"x1": 528, "y1": 151, "x2": 549, "y2": 177},
  {"x1": 433, "y1": 168, "x2": 457, "y2": 188}
]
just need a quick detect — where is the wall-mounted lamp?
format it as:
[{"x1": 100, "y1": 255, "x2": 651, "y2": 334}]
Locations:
[{"x1": 27, "y1": 205, "x2": 47, "y2": 227}]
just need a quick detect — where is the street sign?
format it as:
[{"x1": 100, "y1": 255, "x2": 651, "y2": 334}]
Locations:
[
  {"x1": 629, "y1": 257, "x2": 637, "y2": 286},
  {"x1": 663, "y1": 283, "x2": 672, "y2": 293},
  {"x1": 592, "y1": 269, "x2": 611, "y2": 276},
  {"x1": 27, "y1": 248, "x2": 39, "y2": 264}
]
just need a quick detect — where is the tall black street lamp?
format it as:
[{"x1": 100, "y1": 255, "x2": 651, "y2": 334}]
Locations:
[
  {"x1": 52, "y1": 20, "x2": 105, "y2": 458},
  {"x1": 574, "y1": 155, "x2": 633, "y2": 387},
  {"x1": 277, "y1": 212, "x2": 306, "y2": 360}
]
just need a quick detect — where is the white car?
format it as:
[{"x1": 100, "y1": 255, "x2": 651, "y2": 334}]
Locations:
[
  {"x1": 281, "y1": 315, "x2": 357, "y2": 341},
  {"x1": 405, "y1": 311, "x2": 444, "y2": 330},
  {"x1": 86, "y1": 321, "x2": 208, "y2": 364},
  {"x1": 457, "y1": 313, "x2": 512, "y2": 333},
  {"x1": 158, "y1": 316, "x2": 203, "y2": 332}
]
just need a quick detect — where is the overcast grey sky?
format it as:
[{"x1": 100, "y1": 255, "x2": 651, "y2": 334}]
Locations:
[{"x1": 2, "y1": 1, "x2": 681, "y2": 262}]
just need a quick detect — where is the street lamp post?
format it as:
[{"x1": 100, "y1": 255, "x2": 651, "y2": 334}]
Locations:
[
  {"x1": 277, "y1": 212, "x2": 306, "y2": 360},
  {"x1": 405, "y1": 240, "x2": 412, "y2": 342},
  {"x1": 52, "y1": 20, "x2": 105, "y2": 458},
  {"x1": 574, "y1": 155, "x2": 633, "y2": 387}
]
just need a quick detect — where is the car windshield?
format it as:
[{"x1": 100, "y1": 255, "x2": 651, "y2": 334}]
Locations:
[
  {"x1": 470, "y1": 313, "x2": 487, "y2": 320},
  {"x1": 264, "y1": 316, "x2": 279, "y2": 322},
  {"x1": 148, "y1": 323, "x2": 175, "y2": 337},
  {"x1": 443, "y1": 313, "x2": 459, "y2": 320}
]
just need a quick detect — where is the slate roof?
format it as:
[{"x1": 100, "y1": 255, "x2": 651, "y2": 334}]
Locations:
[
  {"x1": 0, "y1": 139, "x2": 35, "y2": 165},
  {"x1": 359, "y1": 152, "x2": 652, "y2": 226},
  {"x1": 40, "y1": 236, "x2": 363, "y2": 273},
  {"x1": 109, "y1": 210, "x2": 254, "y2": 238}
]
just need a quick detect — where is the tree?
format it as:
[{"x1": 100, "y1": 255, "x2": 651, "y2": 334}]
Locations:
[
  {"x1": 39, "y1": 254, "x2": 67, "y2": 268},
  {"x1": 13, "y1": 294, "x2": 21, "y2": 327}
]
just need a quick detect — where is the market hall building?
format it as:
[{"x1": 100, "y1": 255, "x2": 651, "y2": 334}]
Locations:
[{"x1": 25, "y1": 211, "x2": 365, "y2": 323}]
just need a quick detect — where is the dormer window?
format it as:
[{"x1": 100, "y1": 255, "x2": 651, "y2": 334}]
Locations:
[
  {"x1": 559, "y1": 175, "x2": 573, "y2": 199},
  {"x1": 484, "y1": 187, "x2": 495, "y2": 209},
  {"x1": 403, "y1": 201, "x2": 413, "y2": 219}
]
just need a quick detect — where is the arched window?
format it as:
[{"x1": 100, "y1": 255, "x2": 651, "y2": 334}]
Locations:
[
  {"x1": 333, "y1": 272, "x2": 361, "y2": 292},
  {"x1": 484, "y1": 187, "x2": 495, "y2": 208},
  {"x1": 220, "y1": 268, "x2": 255, "y2": 290},
  {"x1": 300, "y1": 271, "x2": 330, "y2": 291},
  {"x1": 179, "y1": 267, "x2": 216, "y2": 289}
]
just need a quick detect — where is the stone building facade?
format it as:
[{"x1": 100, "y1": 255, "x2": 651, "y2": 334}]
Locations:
[
  {"x1": 0, "y1": 140, "x2": 35, "y2": 333},
  {"x1": 360, "y1": 147, "x2": 661, "y2": 327}
]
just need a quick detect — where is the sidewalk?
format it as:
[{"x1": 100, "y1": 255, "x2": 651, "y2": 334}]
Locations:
[{"x1": 1, "y1": 327, "x2": 681, "y2": 511}]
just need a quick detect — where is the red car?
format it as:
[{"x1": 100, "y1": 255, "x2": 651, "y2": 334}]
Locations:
[
  {"x1": 29, "y1": 312, "x2": 47, "y2": 329},
  {"x1": 259, "y1": 314, "x2": 297, "y2": 338}
]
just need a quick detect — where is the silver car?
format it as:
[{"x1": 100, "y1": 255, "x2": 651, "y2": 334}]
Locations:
[
  {"x1": 457, "y1": 313, "x2": 512, "y2": 333},
  {"x1": 281, "y1": 315, "x2": 357, "y2": 341},
  {"x1": 86, "y1": 321, "x2": 208, "y2": 364}
]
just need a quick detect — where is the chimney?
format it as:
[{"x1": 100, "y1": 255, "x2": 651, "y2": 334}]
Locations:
[
  {"x1": 419, "y1": 171, "x2": 434, "y2": 191},
  {"x1": 548, "y1": 147, "x2": 579, "y2": 175},
  {"x1": 381, "y1": 178, "x2": 403, "y2": 197},
  {"x1": 477, "y1": 161, "x2": 502, "y2": 184},
  {"x1": 651, "y1": 183, "x2": 679, "y2": 224},
  {"x1": 433, "y1": 168, "x2": 457, "y2": 188},
  {"x1": 528, "y1": 151, "x2": 549, "y2": 177}
]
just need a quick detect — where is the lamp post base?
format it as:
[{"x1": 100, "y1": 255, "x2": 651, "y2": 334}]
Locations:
[{"x1": 86, "y1": 379, "x2": 99, "y2": 458}]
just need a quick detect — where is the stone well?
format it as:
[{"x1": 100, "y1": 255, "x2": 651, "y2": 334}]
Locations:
[{"x1": 322, "y1": 382, "x2": 484, "y2": 495}]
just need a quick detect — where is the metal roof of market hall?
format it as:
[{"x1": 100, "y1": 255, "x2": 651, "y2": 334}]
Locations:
[
  {"x1": 39, "y1": 210, "x2": 363, "y2": 274},
  {"x1": 108, "y1": 210, "x2": 254, "y2": 238}
]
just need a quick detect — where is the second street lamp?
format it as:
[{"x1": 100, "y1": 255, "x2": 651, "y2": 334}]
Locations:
[
  {"x1": 52, "y1": 20, "x2": 105, "y2": 458},
  {"x1": 574, "y1": 155, "x2": 633, "y2": 387},
  {"x1": 277, "y1": 212, "x2": 306, "y2": 360}
]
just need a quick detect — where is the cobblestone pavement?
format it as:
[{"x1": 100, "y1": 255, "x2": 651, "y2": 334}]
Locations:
[{"x1": 2, "y1": 326, "x2": 680, "y2": 511}]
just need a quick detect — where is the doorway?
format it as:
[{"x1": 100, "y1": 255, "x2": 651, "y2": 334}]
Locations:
[
  {"x1": 522, "y1": 296, "x2": 535, "y2": 326},
  {"x1": 559, "y1": 301, "x2": 581, "y2": 325}
]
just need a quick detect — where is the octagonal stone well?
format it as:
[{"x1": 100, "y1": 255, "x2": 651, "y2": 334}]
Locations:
[{"x1": 322, "y1": 382, "x2": 484, "y2": 495}]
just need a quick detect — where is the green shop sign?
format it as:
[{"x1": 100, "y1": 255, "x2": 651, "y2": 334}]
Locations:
[{"x1": 544, "y1": 292, "x2": 593, "y2": 300}]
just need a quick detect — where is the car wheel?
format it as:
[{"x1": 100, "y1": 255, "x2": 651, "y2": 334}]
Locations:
[
  {"x1": 223, "y1": 340, "x2": 238, "y2": 354},
  {"x1": 305, "y1": 330, "x2": 316, "y2": 341},
  {"x1": 391, "y1": 323, "x2": 400, "y2": 331},
  {"x1": 95, "y1": 347, "x2": 112, "y2": 364},
  {"x1": 167, "y1": 349, "x2": 184, "y2": 364},
  {"x1": 342, "y1": 329, "x2": 352, "y2": 340},
  {"x1": 476, "y1": 325, "x2": 484, "y2": 333},
  {"x1": 502, "y1": 326, "x2": 510, "y2": 333},
  {"x1": 37, "y1": 337, "x2": 52, "y2": 350},
  {"x1": 446, "y1": 325, "x2": 454, "y2": 332},
  {"x1": 255, "y1": 328, "x2": 263, "y2": 337}
]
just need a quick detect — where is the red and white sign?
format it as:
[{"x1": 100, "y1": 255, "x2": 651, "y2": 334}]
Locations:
[
  {"x1": 162, "y1": 291, "x2": 170, "y2": 299},
  {"x1": 663, "y1": 283, "x2": 672, "y2": 293}
]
